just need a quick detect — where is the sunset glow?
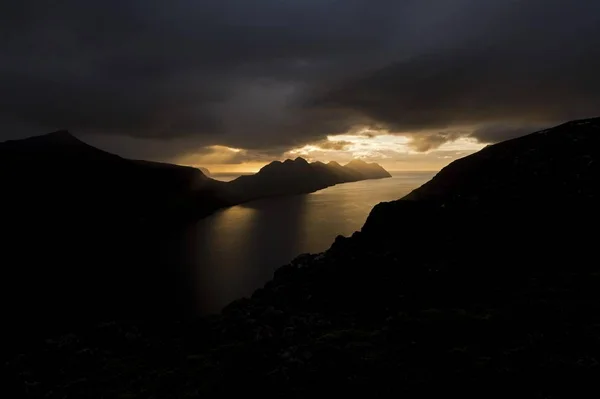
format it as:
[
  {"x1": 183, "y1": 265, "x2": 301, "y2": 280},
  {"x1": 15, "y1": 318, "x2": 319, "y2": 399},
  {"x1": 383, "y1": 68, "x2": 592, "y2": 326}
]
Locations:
[{"x1": 176, "y1": 130, "x2": 487, "y2": 174}]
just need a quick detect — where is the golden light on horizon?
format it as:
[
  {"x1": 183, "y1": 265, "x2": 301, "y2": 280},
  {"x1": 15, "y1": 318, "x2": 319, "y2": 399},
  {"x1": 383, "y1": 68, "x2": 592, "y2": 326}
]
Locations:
[
  {"x1": 174, "y1": 130, "x2": 486, "y2": 174},
  {"x1": 199, "y1": 162, "x2": 266, "y2": 174},
  {"x1": 282, "y1": 133, "x2": 485, "y2": 171},
  {"x1": 287, "y1": 144, "x2": 327, "y2": 156}
]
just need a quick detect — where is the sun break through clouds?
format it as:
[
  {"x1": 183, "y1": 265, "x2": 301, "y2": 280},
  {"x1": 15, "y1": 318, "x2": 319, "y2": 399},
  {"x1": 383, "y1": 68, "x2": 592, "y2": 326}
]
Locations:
[{"x1": 1, "y1": 0, "x2": 599, "y2": 171}]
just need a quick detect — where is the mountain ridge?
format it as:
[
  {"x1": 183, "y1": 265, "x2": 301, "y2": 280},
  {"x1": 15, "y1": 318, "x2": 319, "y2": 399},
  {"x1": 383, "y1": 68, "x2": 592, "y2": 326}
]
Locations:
[
  {"x1": 6, "y1": 117, "x2": 600, "y2": 397},
  {"x1": 0, "y1": 130, "x2": 391, "y2": 336},
  {"x1": 0, "y1": 130, "x2": 392, "y2": 220},
  {"x1": 225, "y1": 155, "x2": 390, "y2": 203}
]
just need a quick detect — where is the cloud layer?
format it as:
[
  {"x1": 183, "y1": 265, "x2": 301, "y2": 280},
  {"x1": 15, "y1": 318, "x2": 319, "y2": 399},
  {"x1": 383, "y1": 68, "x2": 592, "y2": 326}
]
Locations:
[{"x1": 2, "y1": 0, "x2": 599, "y2": 161}]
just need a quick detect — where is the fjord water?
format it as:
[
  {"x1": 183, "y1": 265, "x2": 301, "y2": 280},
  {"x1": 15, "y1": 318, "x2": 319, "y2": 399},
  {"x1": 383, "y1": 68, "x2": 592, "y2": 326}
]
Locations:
[{"x1": 187, "y1": 171, "x2": 435, "y2": 314}]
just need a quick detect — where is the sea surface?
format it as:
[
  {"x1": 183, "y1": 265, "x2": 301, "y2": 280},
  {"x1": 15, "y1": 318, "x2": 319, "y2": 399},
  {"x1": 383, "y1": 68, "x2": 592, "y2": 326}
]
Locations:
[
  {"x1": 185, "y1": 171, "x2": 436, "y2": 314},
  {"x1": 210, "y1": 173, "x2": 253, "y2": 182}
]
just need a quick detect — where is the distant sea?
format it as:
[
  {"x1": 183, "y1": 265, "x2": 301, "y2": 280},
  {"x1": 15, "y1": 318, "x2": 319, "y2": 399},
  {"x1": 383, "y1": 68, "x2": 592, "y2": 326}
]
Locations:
[
  {"x1": 183, "y1": 171, "x2": 436, "y2": 314},
  {"x1": 210, "y1": 172, "x2": 253, "y2": 182}
]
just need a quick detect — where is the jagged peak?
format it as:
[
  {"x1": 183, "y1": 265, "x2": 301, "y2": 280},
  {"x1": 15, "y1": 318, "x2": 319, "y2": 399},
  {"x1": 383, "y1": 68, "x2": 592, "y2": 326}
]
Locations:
[
  {"x1": 0, "y1": 129, "x2": 92, "y2": 150},
  {"x1": 280, "y1": 157, "x2": 309, "y2": 165},
  {"x1": 265, "y1": 160, "x2": 282, "y2": 166},
  {"x1": 256, "y1": 160, "x2": 283, "y2": 173},
  {"x1": 346, "y1": 159, "x2": 369, "y2": 165}
]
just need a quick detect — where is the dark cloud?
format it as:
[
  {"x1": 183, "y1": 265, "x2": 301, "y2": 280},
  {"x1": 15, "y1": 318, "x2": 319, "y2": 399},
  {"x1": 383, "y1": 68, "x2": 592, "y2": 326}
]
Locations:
[
  {"x1": 313, "y1": 140, "x2": 353, "y2": 151},
  {"x1": 313, "y1": 3, "x2": 600, "y2": 133},
  {"x1": 470, "y1": 124, "x2": 546, "y2": 144},
  {"x1": 1, "y1": 0, "x2": 599, "y2": 160},
  {"x1": 406, "y1": 131, "x2": 465, "y2": 152}
]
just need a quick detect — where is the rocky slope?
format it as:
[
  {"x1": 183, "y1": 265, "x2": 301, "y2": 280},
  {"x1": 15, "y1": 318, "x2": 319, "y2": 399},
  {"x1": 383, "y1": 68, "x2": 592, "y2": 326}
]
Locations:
[
  {"x1": 6, "y1": 118, "x2": 600, "y2": 398},
  {"x1": 0, "y1": 131, "x2": 391, "y2": 345},
  {"x1": 0, "y1": 130, "x2": 230, "y2": 225},
  {"x1": 1, "y1": 131, "x2": 232, "y2": 338}
]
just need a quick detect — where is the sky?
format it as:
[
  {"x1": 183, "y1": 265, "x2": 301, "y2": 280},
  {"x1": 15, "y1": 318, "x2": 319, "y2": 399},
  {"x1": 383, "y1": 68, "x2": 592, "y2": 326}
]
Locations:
[{"x1": 1, "y1": 1, "x2": 599, "y2": 172}]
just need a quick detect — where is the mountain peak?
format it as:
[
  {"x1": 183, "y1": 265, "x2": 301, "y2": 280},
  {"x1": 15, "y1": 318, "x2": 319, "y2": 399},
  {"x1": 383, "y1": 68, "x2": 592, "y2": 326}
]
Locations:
[
  {"x1": 46, "y1": 129, "x2": 73, "y2": 137},
  {"x1": 0, "y1": 129, "x2": 127, "y2": 164},
  {"x1": 42, "y1": 130, "x2": 81, "y2": 144},
  {"x1": 346, "y1": 159, "x2": 368, "y2": 165},
  {"x1": 264, "y1": 157, "x2": 309, "y2": 169},
  {"x1": 344, "y1": 159, "x2": 391, "y2": 178},
  {"x1": 403, "y1": 116, "x2": 600, "y2": 204},
  {"x1": 281, "y1": 157, "x2": 310, "y2": 166}
]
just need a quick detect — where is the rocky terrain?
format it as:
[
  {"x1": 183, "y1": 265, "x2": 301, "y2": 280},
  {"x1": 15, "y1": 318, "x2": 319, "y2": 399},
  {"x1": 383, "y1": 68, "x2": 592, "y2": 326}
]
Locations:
[
  {"x1": 5, "y1": 118, "x2": 600, "y2": 398},
  {"x1": 0, "y1": 131, "x2": 390, "y2": 351},
  {"x1": 1, "y1": 131, "x2": 231, "y2": 337},
  {"x1": 0, "y1": 131, "x2": 390, "y2": 223}
]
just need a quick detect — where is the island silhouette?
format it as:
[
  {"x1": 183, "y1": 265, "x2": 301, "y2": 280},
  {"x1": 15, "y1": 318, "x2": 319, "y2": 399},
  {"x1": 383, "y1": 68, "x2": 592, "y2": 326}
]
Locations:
[
  {"x1": 227, "y1": 157, "x2": 390, "y2": 202},
  {"x1": 1, "y1": 130, "x2": 391, "y2": 223},
  {"x1": 4, "y1": 117, "x2": 600, "y2": 398},
  {"x1": 0, "y1": 130, "x2": 390, "y2": 341}
]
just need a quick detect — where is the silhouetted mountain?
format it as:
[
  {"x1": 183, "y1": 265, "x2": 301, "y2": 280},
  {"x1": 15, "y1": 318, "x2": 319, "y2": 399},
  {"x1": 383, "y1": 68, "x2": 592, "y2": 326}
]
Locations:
[
  {"x1": 325, "y1": 160, "x2": 365, "y2": 181},
  {"x1": 1, "y1": 130, "x2": 229, "y2": 225},
  {"x1": 11, "y1": 119, "x2": 600, "y2": 398},
  {"x1": 8, "y1": 118, "x2": 599, "y2": 398},
  {"x1": 227, "y1": 157, "x2": 390, "y2": 202},
  {"x1": 198, "y1": 166, "x2": 211, "y2": 176},
  {"x1": 0, "y1": 131, "x2": 232, "y2": 337},
  {"x1": 344, "y1": 158, "x2": 392, "y2": 179},
  {"x1": 0, "y1": 131, "x2": 391, "y2": 339}
]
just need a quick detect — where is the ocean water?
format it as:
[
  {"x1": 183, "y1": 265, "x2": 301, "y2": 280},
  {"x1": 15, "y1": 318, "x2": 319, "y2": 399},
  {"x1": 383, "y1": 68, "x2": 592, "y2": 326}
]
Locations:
[
  {"x1": 186, "y1": 171, "x2": 436, "y2": 313},
  {"x1": 210, "y1": 173, "x2": 253, "y2": 182}
]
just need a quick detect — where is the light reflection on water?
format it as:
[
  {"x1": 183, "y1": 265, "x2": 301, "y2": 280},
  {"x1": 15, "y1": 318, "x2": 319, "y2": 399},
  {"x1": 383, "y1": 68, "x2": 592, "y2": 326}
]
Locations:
[{"x1": 189, "y1": 171, "x2": 435, "y2": 314}]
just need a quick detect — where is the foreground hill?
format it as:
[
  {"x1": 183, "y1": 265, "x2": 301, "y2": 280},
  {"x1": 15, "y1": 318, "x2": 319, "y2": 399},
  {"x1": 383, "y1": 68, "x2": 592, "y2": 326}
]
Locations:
[
  {"x1": 227, "y1": 157, "x2": 390, "y2": 202},
  {"x1": 6, "y1": 118, "x2": 600, "y2": 398},
  {"x1": 0, "y1": 131, "x2": 389, "y2": 342},
  {"x1": 0, "y1": 130, "x2": 390, "y2": 223},
  {"x1": 1, "y1": 131, "x2": 232, "y2": 332},
  {"x1": 0, "y1": 130, "x2": 230, "y2": 224}
]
